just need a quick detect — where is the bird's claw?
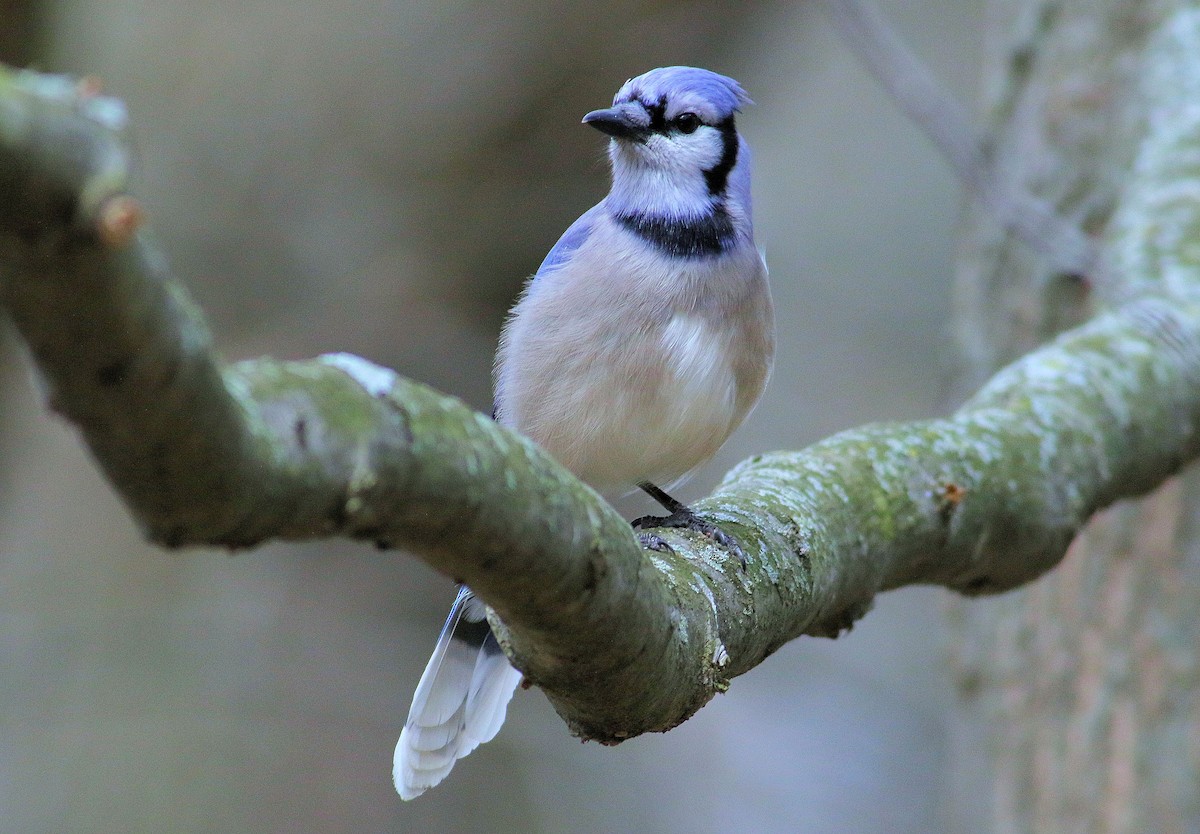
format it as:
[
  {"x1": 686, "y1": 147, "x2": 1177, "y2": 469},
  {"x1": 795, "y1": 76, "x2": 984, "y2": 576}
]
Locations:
[
  {"x1": 632, "y1": 509, "x2": 748, "y2": 570},
  {"x1": 636, "y1": 532, "x2": 673, "y2": 553}
]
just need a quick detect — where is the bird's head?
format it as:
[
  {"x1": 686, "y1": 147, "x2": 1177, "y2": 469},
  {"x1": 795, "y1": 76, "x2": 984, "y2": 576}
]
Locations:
[{"x1": 584, "y1": 66, "x2": 753, "y2": 218}]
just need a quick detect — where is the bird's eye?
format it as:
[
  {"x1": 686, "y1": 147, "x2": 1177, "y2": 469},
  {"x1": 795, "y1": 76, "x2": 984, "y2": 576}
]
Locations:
[{"x1": 674, "y1": 112, "x2": 702, "y2": 134}]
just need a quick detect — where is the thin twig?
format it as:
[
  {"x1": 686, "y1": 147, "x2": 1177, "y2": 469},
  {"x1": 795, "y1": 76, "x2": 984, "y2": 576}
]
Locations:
[{"x1": 818, "y1": 0, "x2": 1100, "y2": 279}]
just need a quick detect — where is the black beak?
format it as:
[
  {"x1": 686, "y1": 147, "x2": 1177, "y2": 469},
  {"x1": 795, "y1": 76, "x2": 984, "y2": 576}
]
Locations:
[{"x1": 582, "y1": 106, "x2": 650, "y2": 142}]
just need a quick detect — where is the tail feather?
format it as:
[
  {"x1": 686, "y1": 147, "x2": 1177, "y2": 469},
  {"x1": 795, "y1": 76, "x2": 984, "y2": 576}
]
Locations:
[
  {"x1": 403, "y1": 741, "x2": 457, "y2": 773},
  {"x1": 404, "y1": 719, "x2": 459, "y2": 753},
  {"x1": 394, "y1": 587, "x2": 522, "y2": 800},
  {"x1": 464, "y1": 636, "x2": 524, "y2": 747}
]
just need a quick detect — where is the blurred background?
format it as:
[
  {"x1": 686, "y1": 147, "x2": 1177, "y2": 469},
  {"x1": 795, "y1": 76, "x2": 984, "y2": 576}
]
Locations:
[{"x1": 0, "y1": 0, "x2": 984, "y2": 830}]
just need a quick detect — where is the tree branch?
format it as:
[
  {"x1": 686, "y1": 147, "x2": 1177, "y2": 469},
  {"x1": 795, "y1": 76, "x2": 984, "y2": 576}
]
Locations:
[
  {"x1": 817, "y1": 0, "x2": 1101, "y2": 281},
  {"x1": 2, "y1": 41, "x2": 1200, "y2": 746}
]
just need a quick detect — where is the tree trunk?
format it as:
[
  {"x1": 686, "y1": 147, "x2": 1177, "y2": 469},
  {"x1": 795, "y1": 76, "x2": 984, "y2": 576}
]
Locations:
[{"x1": 949, "y1": 1, "x2": 1200, "y2": 831}]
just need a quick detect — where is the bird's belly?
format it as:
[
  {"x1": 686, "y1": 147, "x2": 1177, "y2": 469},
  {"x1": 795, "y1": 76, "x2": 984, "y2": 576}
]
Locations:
[{"x1": 504, "y1": 312, "x2": 738, "y2": 493}]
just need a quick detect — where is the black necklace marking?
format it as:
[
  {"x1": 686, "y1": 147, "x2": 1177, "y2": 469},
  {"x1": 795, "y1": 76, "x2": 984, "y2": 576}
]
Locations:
[{"x1": 615, "y1": 203, "x2": 736, "y2": 258}]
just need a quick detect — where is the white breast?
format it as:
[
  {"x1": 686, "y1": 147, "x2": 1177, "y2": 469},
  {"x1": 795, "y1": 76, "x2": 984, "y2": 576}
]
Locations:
[
  {"x1": 494, "y1": 213, "x2": 769, "y2": 493},
  {"x1": 659, "y1": 314, "x2": 737, "y2": 436}
]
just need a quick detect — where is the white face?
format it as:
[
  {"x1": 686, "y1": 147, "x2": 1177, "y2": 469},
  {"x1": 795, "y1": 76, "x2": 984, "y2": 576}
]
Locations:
[
  {"x1": 604, "y1": 99, "x2": 736, "y2": 218},
  {"x1": 616, "y1": 117, "x2": 727, "y2": 175}
]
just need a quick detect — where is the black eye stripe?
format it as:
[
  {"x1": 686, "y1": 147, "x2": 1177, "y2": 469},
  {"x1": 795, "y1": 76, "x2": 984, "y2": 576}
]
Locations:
[
  {"x1": 642, "y1": 97, "x2": 667, "y2": 132},
  {"x1": 703, "y1": 116, "x2": 739, "y2": 195},
  {"x1": 635, "y1": 97, "x2": 711, "y2": 135}
]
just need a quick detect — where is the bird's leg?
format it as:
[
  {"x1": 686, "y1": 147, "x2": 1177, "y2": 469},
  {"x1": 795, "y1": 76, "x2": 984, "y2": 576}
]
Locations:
[{"x1": 633, "y1": 482, "x2": 747, "y2": 568}]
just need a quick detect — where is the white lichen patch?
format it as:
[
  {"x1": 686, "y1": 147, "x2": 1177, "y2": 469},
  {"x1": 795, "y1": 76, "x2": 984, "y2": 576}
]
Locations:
[
  {"x1": 17, "y1": 71, "x2": 128, "y2": 131},
  {"x1": 690, "y1": 572, "x2": 728, "y2": 671},
  {"x1": 82, "y1": 95, "x2": 129, "y2": 132},
  {"x1": 345, "y1": 442, "x2": 379, "y2": 522},
  {"x1": 648, "y1": 555, "x2": 673, "y2": 574},
  {"x1": 319, "y1": 352, "x2": 398, "y2": 397}
]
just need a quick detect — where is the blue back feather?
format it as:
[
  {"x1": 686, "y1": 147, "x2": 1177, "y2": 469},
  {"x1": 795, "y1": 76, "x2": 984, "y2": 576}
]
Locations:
[{"x1": 533, "y1": 202, "x2": 604, "y2": 278}]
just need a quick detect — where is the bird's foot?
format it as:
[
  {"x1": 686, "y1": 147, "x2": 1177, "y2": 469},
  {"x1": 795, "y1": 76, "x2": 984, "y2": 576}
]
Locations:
[
  {"x1": 632, "y1": 508, "x2": 747, "y2": 569},
  {"x1": 636, "y1": 531, "x2": 673, "y2": 553}
]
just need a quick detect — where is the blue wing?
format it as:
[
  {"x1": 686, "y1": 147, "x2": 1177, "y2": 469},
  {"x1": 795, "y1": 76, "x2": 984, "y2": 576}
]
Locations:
[
  {"x1": 533, "y1": 200, "x2": 605, "y2": 279},
  {"x1": 492, "y1": 201, "x2": 605, "y2": 420}
]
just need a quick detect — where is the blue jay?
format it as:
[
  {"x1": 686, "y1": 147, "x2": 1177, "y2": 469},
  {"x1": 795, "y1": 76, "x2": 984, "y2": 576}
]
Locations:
[{"x1": 394, "y1": 66, "x2": 774, "y2": 799}]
